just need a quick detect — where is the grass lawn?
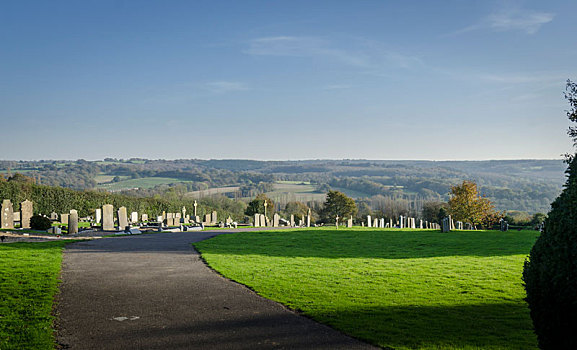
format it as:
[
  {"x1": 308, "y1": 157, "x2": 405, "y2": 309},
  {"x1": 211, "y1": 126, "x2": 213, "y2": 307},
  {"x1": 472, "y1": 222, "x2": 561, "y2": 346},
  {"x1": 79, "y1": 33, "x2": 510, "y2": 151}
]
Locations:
[
  {"x1": 0, "y1": 241, "x2": 69, "y2": 349},
  {"x1": 96, "y1": 176, "x2": 192, "y2": 190},
  {"x1": 195, "y1": 228, "x2": 539, "y2": 349}
]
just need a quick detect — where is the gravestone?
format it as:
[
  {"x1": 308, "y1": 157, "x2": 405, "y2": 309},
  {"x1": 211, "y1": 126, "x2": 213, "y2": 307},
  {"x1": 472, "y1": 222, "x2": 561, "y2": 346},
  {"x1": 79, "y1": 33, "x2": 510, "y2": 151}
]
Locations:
[
  {"x1": 95, "y1": 208, "x2": 102, "y2": 224},
  {"x1": 167, "y1": 213, "x2": 174, "y2": 226},
  {"x1": 20, "y1": 200, "x2": 33, "y2": 229},
  {"x1": 367, "y1": 215, "x2": 372, "y2": 228},
  {"x1": 380, "y1": 218, "x2": 385, "y2": 228},
  {"x1": 175, "y1": 212, "x2": 182, "y2": 223},
  {"x1": 298, "y1": 219, "x2": 303, "y2": 226},
  {"x1": 162, "y1": 211, "x2": 166, "y2": 221},
  {"x1": 184, "y1": 215, "x2": 190, "y2": 224},
  {"x1": 61, "y1": 213, "x2": 69, "y2": 225},
  {"x1": 260, "y1": 214, "x2": 266, "y2": 227},
  {"x1": 50, "y1": 212, "x2": 58, "y2": 221},
  {"x1": 130, "y1": 211, "x2": 138, "y2": 224},
  {"x1": 254, "y1": 213, "x2": 260, "y2": 227},
  {"x1": 157, "y1": 216, "x2": 163, "y2": 224},
  {"x1": 290, "y1": 214, "x2": 295, "y2": 227},
  {"x1": 306, "y1": 214, "x2": 311, "y2": 228},
  {"x1": 1, "y1": 200, "x2": 14, "y2": 229},
  {"x1": 273, "y1": 213, "x2": 280, "y2": 227},
  {"x1": 389, "y1": 218, "x2": 393, "y2": 228},
  {"x1": 419, "y1": 219, "x2": 423, "y2": 229},
  {"x1": 204, "y1": 214, "x2": 211, "y2": 224},
  {"x1": 182, "y1": 206, "x2": 186, "y2": 218},
  {"x1": 117, "y1": 206, "x2": 128, "y2": 230},
  {"x1": 441, "y1": 217, "x2": 451, "y2": 233},
  {"x1": 335, "y1": 215, "x2": 339, "y2": 229},
  {"x1": 142, "y1": 213, "x2": 148, "y2": 222},
  {"x1": 69, "y1": 210, "x2": 79, "y2": 234},
  {"x1": 211, "y1": 211, "x2": 217, "y2": 225},
  {"x1": 399, "y1": 215, "x2": 404, "y2": 229},
  {"x1": 194, "y1": 215, "x2": 200, "y2": 224},
  {"x1": 102, "y1": 204, "x2": 114, "y2": 231},
  {"x1": 347, "y1": 216, "x2": 353, "y2": 228},
  {"x1": 226, "y1": 216, "x2": 233, "y2": 225},
  {"x1": 373, "y1": 218, "x2": 378, "y2": 228},
  {"x1": 13, "y1": 211, "x2": 21, "y2": 223}
]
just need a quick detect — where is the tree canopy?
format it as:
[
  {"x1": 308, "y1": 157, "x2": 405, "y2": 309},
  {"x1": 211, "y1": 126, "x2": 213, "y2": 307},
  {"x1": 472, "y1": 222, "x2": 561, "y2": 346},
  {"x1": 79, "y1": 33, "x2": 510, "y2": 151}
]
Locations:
[
  {"x1": 244, "y1": 194, "x2": 274, "y2": 218},
  {"x1": 319, "y1": 190, "x2": 357, "y2": 223},
  {"x1": 448, "y1": 180, "x2": 500, "y2": 228}
]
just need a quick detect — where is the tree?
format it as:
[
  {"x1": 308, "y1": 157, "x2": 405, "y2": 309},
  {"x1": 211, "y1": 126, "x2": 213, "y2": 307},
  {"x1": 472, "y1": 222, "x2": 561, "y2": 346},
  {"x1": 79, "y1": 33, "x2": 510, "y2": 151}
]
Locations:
[
  {"x1": 283, "y1": 201, "x2": 309, "y2": 218},
  {"x1": 523, "y1": 80, "x2": 577, "y2": 349},
  {"x1": 448, "y1": 180, "x2": 500, "y2": 228},
  {"x1": 319, "y1": 190, "x2": 357, "y2": 223},
  {"x1": 244, "y1": 194, "x2": 274, "y2": 219},
  {"x1": 422, "y1": 201, "x2": 448, "y2": 224}
]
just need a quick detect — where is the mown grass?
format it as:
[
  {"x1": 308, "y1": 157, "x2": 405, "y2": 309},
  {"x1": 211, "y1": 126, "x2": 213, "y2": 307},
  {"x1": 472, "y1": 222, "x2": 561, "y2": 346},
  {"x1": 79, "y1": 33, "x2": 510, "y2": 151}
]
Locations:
[
  {"x1": 96, "y1": 176, "x2": 193, "y2": 190},
  {"x1": 0, "y1": 241, "x2": 68, "y2": 349},
  {"x1": 195, "y1": 228, "x2": 539, "y2": 349}
]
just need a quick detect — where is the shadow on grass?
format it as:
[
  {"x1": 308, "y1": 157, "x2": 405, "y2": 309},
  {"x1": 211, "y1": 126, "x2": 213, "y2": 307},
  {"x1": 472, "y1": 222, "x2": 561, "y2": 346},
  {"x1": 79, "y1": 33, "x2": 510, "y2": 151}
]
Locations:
[
  {"x1": 316, "y1": 302, "x2": 538, "y2": 349},
  {"x1": 195, "y1": 229, "x2": 540, "y2": 259}
]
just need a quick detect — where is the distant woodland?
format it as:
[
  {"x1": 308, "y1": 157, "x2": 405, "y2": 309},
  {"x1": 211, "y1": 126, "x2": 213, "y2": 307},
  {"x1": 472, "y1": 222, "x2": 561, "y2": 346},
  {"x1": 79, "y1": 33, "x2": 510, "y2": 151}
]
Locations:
[{"x1": 0, "y1": 158, "x2": 565, "y2": 216}]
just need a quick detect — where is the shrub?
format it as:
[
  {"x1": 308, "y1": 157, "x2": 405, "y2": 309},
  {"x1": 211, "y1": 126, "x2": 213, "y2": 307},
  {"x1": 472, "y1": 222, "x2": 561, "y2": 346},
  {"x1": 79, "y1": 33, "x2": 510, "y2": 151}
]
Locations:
[
  {"x1": 523, "y1": 156, "x2": 577, "y2": 349},
  {"x1": 30, "y1": 215, "x2": 52, "y2": 231}
]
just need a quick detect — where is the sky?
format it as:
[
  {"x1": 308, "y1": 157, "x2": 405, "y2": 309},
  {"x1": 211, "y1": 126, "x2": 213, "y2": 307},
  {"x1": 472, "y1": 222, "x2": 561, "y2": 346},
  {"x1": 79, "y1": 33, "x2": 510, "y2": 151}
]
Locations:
[{"x1": 1, "y1": 0, "x2": 576, "y2": 161}]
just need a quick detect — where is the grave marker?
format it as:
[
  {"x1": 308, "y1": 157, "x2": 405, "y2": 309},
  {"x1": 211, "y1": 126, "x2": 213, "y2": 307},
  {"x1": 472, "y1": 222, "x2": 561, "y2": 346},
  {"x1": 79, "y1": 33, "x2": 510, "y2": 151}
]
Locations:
[{"x1": 102, "y1": 204, "x2": 114, "y2": 231}]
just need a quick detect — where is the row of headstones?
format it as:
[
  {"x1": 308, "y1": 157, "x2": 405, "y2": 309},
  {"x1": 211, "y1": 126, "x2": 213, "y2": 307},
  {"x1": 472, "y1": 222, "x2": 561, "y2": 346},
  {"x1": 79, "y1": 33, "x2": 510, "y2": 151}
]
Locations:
[
  {"x1": 363, "y1": 215, "x2": 441, "y2": 230},
  {"x1": 253, "y1": 213, "x2": 314, "y2": 228},
  {"x1": 1, "y1": 199, "x2": 33, "y2": 229},
  {"x1": 442, "y1": 216, "x2": 471, "y2": 233}
]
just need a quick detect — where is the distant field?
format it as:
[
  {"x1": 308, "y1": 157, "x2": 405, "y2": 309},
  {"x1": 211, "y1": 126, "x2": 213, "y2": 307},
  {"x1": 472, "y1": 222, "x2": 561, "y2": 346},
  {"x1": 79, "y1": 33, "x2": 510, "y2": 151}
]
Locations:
[
  {"x1": 265, "y1": 181, "x2": 326, "y2": 202},
  {"x1": 97, "y1": 177, "x2": 190, "y2": 190},
  {"x1": 185, "y1": 186, "x2": 240, "y2": 198},
  {"x1": 196, "y1": 228, "x2": 539, "y2": 349}
]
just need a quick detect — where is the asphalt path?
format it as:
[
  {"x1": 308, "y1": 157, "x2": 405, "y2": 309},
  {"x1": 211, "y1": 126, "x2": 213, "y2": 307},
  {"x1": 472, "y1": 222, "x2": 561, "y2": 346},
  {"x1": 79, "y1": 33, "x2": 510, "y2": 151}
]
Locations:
[{"x1": 56, "y1": 229, "x2": 377, "y2": 349}]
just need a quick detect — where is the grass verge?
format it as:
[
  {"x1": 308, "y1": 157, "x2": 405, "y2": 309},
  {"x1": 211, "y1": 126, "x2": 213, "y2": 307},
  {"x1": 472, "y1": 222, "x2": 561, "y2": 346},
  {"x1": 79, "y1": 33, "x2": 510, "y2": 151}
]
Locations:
[
  {"x1": 195, "y1": 228, "x2": 539, "y2": 350},
  {"x1": 0, "y1": 241, "x2": 69, "y2": 349}
]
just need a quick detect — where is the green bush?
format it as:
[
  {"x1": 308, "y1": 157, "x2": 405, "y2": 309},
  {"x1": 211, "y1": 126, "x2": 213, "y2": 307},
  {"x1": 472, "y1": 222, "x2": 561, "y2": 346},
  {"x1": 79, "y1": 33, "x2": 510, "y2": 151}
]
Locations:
[
  {"x1": 30, "y1": 215, "x2": 52, "y2": 230},
  {"x1": 523, "y1": 154, "x2": 577, "y2": 349}
]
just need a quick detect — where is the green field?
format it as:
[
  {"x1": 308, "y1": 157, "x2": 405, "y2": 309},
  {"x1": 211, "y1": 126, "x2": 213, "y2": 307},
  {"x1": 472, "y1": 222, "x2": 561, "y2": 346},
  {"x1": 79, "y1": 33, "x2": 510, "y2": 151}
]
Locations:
[
  {"x1": 0, "y1": 241, "x2": 69, "y2": 349},
  {"x1": 195, "y1": 228, "x2": 539, "y2": 349},
  {"x1": 96, "y1": 177, "x2": 191, "y2": 190}
]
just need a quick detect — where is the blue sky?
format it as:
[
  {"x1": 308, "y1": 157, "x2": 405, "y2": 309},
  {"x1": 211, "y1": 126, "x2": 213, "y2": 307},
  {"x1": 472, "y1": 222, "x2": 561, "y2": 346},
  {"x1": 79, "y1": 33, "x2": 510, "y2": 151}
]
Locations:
[{"x1": 1, "y1": 0, "x2": 575, "y2": 160}]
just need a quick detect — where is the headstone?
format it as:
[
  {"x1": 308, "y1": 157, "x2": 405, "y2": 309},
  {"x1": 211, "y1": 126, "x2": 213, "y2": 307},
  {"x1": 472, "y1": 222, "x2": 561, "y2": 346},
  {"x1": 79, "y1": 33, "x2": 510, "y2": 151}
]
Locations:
[
  {"x1": 184, "y1": 215, "x2": 190, "y2": 224},
  {"x1": 162, "y1": 211, "x2": 166, "y2": 221},
  {"x1": 226, "y1": 216, "x2": 233, "y2": 225},
  {"x1": 380, "y1": 218, "x2": 385, "y2": 228},
  {"x1": 117, "y1": 206, "x2": 128, "y2": 230},
  {"x1": 211, "y1": 211, "x2": 217, "y2": 224},
  {"x1": 102, "y1": 204, "x2": 114, "y2": 231},
  {"x1": 61, "y1": 213, "x2": 69, "y2": 225},
  {"x1": 260, "y1": 214, "x2": 266, "y2": 227},
  {"x1": 290, "y1": 214, "x2": 295, "y2": 227},
  {"x1": 367, "y1": 215, "x2": 372, "y2": 228},
  {"x1": 298, "y1": 219, "x2": 303, "y2": 226},
  {"x1": 419, "y1": 219, "x2": 423, "y2": 229},
  {"x1": 182, "y1": 206, "x2": 186, "y2": 218},
  {"x1": 273, "y1": 213, "x2": 280, "y2": 227},
  {"x1": 193, "y1": 201, "x2": 197, "y2": 217},
  {"x1": 95, "y1": 208, "x2": 102, "y2": 223},
  {"x1": 306, "y1": 214, "x2": 311, "y2": 227},
  {"x1": 204, "y1": 213, "x2": 211, "y2": 224},
  {"x1": 48, "y1": 226, "x2": 62, "y2": 234},
  {"x1": 142, "y1": 213, "x2": 148, "y2": 222},
  {"x1": 347, "y1": 216, "x2": 353, "y2": 228},
  {"x1": 130, "y1": 211, "x2": 138, "y2": 224},
  {"x1": 1, "y1": 200, "x2": 14, "y2": 229},
  {"x1": 194, "y1": 215, "x2": 200, "y2": 224},
  {"x1": 399, "y1": 215, "x2": 404, "y2": 229},
  {"x1": 50, "y1": 212, "x2": 58, "y2": 220},
  {"x1": 389, "y1": 218, "x2": 393, "y2": 228},
  {"x1": 254, "y1": 213, "x2": 260, "y2": 227},
  {"x1": 69, "y1": 209, "x2": 79, "y2": 234},
  {"x1": 167, "y1": 213, "x2": 175, "y2": 226},
  {"x1": 441, "y1": 217, "x2": 451, "y2": 233},
  {"x1": 13, "y1": 211, "x2": 21, "y2": 223},
  {"x1": 373, "y1": 218, "x2": 378, "y2": 228},
  {"x1": 157, "y1": 215, "x2": 164, "y2": 224},
  {"x1": 175, "y1": 212, "x2": 182, "y2": 223},
  {"x1": 20, "y1": 200, "x2": 33, "y2": 229},
  {"x1": 335, "y1": 215, "x2": 339, "y2": 229}
]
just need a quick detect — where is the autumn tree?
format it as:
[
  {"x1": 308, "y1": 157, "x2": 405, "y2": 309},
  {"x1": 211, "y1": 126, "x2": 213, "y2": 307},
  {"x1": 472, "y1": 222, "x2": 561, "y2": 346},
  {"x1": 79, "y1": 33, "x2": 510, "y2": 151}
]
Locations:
[
  {"x1": 319, "y1": 190, "x2": 357, "y2": 223},
  {"x1": 283, "y1": 201, "x2": 309, "y2": 218},
  {"x1": 448, "y1": 180, "x2": 500, "y2": 228}
]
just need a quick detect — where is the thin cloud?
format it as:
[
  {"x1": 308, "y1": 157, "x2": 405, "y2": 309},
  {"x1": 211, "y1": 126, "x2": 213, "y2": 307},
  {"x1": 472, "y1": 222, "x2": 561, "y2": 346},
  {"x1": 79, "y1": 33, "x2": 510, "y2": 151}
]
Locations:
[
  {"x1": 245, "y1": 36, "x2": 421, "y2": 70},
  {"x1": 204, "y1": 81, "x2": 250, "y2": 94},
  {"x1": 454, "y1": 8, "x2": 554, "y2": 35}
]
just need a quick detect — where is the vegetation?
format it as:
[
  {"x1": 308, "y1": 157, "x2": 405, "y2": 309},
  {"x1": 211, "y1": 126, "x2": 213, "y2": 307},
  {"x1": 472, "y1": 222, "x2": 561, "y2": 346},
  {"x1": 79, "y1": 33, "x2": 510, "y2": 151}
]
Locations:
[
  {"x1": 244, "y1": 194, "x2": 274, "y2": 219},
  {"x1": 318, "y1": 190, "x2": 357, "y2": 223},
  {"x1": 29, "y1": 215, "x2": 52, "y2": 230},
  {"x1": 196, "y1": 228, "x2": 539, "y2": 349},
  {"x1": 448, "y1": 180, "x2": 501, "y2": 228},
  {"x1": 523, "y1": 79, "x2": 577, "y2": 349},
  {"x1": 0, "y1": 241, "x2": 68, "y2": 349}
]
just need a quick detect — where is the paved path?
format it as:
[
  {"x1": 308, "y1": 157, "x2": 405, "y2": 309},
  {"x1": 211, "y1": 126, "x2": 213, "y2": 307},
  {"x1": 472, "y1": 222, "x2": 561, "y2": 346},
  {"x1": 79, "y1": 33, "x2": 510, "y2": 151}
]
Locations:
[{"x1": 56, "y1": 230, "x2": 377, "y2": 349}]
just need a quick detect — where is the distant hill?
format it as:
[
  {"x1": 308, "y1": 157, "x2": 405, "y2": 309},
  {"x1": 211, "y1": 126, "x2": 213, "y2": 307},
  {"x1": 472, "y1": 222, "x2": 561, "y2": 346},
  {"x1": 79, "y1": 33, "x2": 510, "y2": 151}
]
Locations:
[{"x1": 0, "y1": 158, "x2": 566, "y2": 213}]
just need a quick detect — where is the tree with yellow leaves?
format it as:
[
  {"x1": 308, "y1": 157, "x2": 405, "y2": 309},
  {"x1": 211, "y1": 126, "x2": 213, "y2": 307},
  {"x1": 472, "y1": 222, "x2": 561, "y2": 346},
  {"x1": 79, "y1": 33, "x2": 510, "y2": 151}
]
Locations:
[{"x1": 448, "y1": 180, "x2": 500, "y2": 228}]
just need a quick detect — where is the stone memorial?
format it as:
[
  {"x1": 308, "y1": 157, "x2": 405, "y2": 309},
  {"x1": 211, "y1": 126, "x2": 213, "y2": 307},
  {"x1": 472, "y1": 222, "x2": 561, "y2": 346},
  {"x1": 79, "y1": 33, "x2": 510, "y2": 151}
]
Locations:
[
  {"x1": 95, "y1": 208, "x2": 102, "y2": 224},
  {"x1": 50, "y1": 212, "x2": 58, "y2": 221},
  {"x1": 273, "y1": 213, "x2": 280, "y2": 227},
  {"x1": 167, "y1": 213, "x2": 174, "y2": 226},
  {"x1": 61, "y1": 213, "x2": 69, "y2": 225},
  {"x1": 380, "y1": 218, "x2": 385, "y2": 228},
  {"x1": 102, "y1": 204, "x2": 114, "y2": 231},
  {"x1": 20, "y1": 200, "x2": 33, "y2": 229},
  {"x1": 204, "y1": 213, "x2": 211, "y2": 224},
  {"x1": 117, "y1": 206, "x2": 128, "y2": 230},
  {"x1": 367, "y1": 215, "x2": 372, "y2": 228},
  {"x1": 1, "y1": 200, "x2": 14, "y2": 229},
  {"x1": 254, "y1": 213, "x2": 260, "y2": 227},
  {"x1": 290, "y1": 214, "x2": 295, "y2": 227},
  {"x1": 211, "y1": 211, "x2": 217, "y2": 225},
  {"x1": 142, "y1": 213, "x2": 148, "y2": 222},
  {"x1": 13, "y1": 211, "x2": 21, "y2": 223},
  {"x1": 69, "y1": 209, "x2": 79, "y2": 234},
  {"x1": 130, "y1": 211, "x2": 138, "y2": 224},
  {"x1": 347, "y1": 216, "x2": 353, "y2": 228},
  {"x1": 260, "y1": 214, "x2": 266, "y2": 227}
]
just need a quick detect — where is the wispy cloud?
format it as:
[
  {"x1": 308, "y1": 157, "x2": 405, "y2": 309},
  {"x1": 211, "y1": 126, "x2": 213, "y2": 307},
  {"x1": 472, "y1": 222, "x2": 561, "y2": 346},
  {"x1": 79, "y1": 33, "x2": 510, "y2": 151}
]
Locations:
[
  {"x1": 455, "y1": 8, "x2": 554, "y2": 35},
  {"x1": 204, "y1": 81, "x2": 250, "y2": 94},
  {"x1": 245, "y1": 36, "x2": 422, "y2": 70}
]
